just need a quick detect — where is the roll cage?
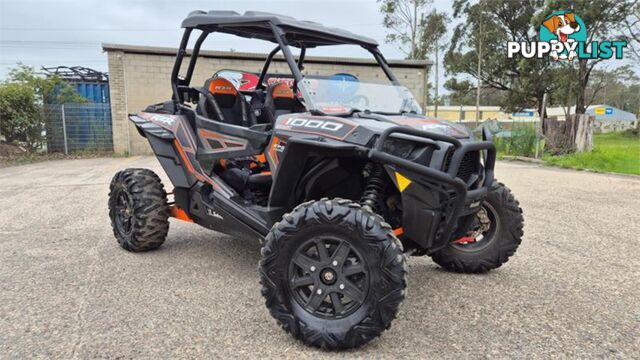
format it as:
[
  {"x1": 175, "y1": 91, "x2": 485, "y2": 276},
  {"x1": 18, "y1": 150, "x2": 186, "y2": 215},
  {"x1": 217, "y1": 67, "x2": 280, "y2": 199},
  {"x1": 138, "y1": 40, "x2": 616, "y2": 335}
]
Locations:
[
  {"x1": 170, "y1": 10, "x2": 400, "y2": 109},
  {"x1": 130, "y1": 10, "x2": 499, "y2": 257}
]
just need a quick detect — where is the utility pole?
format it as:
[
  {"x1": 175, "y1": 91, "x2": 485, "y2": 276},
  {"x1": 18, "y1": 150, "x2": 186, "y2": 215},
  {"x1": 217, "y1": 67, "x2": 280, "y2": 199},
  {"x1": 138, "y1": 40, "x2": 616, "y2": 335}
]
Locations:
[
  {"x1": 411, "y1": 0, "x2": 418, "y2": 58},
  {"x1": 434, "y1": 38, "x2": 439, "y2": 118},
  {"x1": 61, "y1": 104, "x2": 68, "y2": 155},
  {"x1": 636, "y1": 84, "x2": 640, "y2": 130},
  {"x1": 423, "y1": 67, "x2": 429, "y2": 115},
  {"x1": 475, "y1": 0, "x2": 483, "y2": 128}
]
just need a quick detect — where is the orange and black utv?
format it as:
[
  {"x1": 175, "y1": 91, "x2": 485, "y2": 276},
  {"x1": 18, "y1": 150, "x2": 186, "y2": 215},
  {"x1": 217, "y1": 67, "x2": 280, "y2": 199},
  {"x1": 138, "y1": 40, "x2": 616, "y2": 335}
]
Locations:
[{"x1": 108, "y1": 10, "x2": 524, "y2": 350}]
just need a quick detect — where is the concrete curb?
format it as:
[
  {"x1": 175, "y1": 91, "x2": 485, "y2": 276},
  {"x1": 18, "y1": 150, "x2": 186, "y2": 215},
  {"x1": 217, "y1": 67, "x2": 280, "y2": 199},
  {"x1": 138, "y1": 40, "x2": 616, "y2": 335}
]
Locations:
[{"x1": 501, "y1": 155, "x2": 544, "y2": 164}]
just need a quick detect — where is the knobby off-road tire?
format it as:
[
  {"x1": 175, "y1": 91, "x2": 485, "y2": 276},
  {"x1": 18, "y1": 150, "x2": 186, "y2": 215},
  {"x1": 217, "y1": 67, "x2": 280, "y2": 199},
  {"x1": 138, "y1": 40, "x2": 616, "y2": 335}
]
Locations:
[
  {"x1": 431, "y1": 182, "x2": 524, "y2": 273},
  {"x1": 108, "y1": 168, "x2": 169, "y2": 252},
  {"x1": 259, "y1": 198, "x2": 407, "y2": 350}
]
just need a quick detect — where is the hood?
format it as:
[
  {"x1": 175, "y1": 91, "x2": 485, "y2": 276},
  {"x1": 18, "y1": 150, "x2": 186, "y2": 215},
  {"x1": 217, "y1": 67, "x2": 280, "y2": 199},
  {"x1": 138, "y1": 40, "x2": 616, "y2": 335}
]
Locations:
[
  {"x1": 371, "y1": 114, "x2": 472, "y2": 139},
  {"x1": 273, "y1": 112, "x2": 473, "y2": 146}
]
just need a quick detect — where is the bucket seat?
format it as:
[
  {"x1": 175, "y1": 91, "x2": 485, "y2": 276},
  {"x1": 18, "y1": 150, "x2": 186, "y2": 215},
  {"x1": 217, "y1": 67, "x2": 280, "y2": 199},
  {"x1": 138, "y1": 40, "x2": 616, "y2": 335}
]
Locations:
[{"x1": 197, "y1": 76, "x2": 257, "y2": 127}]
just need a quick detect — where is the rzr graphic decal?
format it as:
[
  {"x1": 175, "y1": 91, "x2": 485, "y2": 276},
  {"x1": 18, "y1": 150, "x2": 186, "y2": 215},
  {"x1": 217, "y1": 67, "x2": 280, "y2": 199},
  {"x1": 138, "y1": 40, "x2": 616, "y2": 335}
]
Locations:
[
  {"x1": 276, "y1": 115, "x2": 358, "y2": 140},
  {"x1": 140, "y1": 113, "x2": 180, "y2": 132},
  {"x1": 198, "y1": 128, "x2": 248, "y2": 153},
  {"x1": 395, "y1": 118, "x2": 469, "y2": 138}
]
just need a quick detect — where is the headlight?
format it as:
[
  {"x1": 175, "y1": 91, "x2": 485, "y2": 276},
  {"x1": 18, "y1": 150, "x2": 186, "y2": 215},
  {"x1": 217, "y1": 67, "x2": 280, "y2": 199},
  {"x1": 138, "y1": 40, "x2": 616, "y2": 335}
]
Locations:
[{"x1": 381, "y1": 138, "x2": 415, "y2": 159}]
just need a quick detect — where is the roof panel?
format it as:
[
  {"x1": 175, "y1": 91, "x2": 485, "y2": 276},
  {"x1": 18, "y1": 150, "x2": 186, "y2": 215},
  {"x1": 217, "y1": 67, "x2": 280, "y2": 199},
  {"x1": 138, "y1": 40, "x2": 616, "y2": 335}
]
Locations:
[{"x1": 181, "y1": 10, "x2": 378, "y2": 47}]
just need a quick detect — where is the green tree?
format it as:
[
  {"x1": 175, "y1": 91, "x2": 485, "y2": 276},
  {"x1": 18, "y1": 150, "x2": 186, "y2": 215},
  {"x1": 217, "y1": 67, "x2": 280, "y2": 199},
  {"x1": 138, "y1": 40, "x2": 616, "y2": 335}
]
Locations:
[
  {"x1": 0, "y1": 83, "x2": 40, "y2": 147},
  {"x1": 535, "y1": 0, "x2": 636, "y2": 114},
  {"x1": 379, "y1": 0, "x2": 434, "y2": 59},
  {"x1": 7, "y1": 64, "x2": 85, "y2": 105},
  {"x1": 444, "y1": 0, "x2": 557, "y2": 117},
  {"x1": 0, "y1": 64, "x2": 85, "y2": 149},
  {"x1": 444, "y1": 78, "x2": 507, "y2": 106},
  {"x1": 623, "y1": 1, "x2": 640, "y2": 61},
  {"x1": 584, "y1": 65, "x2": 640, "y2": 112},
  {"x1": 420, "y1": 10, "x2": 448, "y2": 115}
]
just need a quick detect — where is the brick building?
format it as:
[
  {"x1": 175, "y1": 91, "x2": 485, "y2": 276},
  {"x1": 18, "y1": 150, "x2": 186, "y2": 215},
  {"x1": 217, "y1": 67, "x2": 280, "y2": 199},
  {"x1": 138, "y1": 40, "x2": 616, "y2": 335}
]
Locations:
[{"x1": 103, "y1": 43, "x2": 430, "y2": 155}]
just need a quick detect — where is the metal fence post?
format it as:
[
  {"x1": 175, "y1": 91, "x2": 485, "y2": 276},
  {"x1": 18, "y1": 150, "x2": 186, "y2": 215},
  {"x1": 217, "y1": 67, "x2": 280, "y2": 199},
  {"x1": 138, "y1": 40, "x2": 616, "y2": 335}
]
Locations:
[{"x1": 61, "y1": 104, "x2": 68, "y2": 155}]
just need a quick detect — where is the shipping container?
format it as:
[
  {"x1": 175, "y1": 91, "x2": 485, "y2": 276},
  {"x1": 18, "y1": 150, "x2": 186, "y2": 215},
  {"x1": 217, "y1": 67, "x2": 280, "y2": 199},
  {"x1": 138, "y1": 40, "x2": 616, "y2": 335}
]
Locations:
[{"x1": 73, "y1": 82, "x2": 110, "y2": 104}]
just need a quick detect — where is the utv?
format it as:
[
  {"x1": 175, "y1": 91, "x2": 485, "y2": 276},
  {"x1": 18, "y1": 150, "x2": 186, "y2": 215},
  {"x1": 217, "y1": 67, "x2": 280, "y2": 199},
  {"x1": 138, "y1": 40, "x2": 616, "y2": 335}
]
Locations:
[{"x1": 108, "y1": 10, "x2": 524, "y2": 350}]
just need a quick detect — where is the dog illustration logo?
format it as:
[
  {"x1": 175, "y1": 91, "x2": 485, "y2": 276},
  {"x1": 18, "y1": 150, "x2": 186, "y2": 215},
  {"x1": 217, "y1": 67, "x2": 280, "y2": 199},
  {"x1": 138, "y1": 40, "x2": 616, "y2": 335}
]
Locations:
[
  {"x1": 507, "y1": 10, "x2": 626, "y2": 60},
  {"x1": 540, "y1": 11, "x2": 587, "y2": 61}
]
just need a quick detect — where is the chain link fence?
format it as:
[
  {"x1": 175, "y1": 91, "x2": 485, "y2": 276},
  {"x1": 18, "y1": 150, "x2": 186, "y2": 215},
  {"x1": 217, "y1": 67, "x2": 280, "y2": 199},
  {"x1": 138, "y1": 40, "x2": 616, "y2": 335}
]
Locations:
[{"x1": 42, "y1": 103, "x2": 113, "y2": 153}]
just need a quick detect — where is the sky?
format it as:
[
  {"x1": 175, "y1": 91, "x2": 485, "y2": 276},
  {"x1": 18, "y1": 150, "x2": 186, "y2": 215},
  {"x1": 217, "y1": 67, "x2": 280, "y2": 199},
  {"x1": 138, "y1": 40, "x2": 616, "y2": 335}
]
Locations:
[
  {"x1": 0, "y1": 0, "x2": 637, "y2": 98},
  {"x1": 0, "y1": 1, "x2": 442, "y2": 70},
  {"x1": 0, "y1": 0, "x2": 453, "y2": 94}
]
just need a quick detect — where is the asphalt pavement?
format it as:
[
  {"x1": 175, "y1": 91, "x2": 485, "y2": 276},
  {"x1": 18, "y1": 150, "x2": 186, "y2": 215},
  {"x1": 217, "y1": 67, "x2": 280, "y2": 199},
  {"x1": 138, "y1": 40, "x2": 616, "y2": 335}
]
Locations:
[{"x1": 0, "y1": 157, "x2": 638, "y2": 358}]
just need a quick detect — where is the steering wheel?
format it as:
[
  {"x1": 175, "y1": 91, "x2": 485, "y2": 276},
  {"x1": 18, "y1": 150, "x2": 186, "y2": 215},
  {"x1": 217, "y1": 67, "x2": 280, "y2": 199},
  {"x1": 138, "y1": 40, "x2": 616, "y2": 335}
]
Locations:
[{"x1": 346, "y1": 94, "x2": 370, "y2": 109}]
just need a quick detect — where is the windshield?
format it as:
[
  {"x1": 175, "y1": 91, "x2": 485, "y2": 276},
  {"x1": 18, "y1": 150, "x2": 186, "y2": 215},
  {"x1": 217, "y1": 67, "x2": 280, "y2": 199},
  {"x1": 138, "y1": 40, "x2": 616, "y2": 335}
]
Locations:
[{"x1": 298, "y1": 76, "x2": 423, "y2": 115}]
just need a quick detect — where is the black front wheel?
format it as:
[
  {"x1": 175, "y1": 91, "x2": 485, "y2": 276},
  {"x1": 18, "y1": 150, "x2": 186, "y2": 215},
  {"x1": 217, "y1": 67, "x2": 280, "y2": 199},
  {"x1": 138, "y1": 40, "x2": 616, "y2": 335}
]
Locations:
[
  {"x1": 259, "y1": 198, "x2": 406, "y2": 350},
  {"x1": 430, "y1": 182, "x2": 524, "y2": 273},
  {"x1": 108, "y1": 168, "x2": 169, "y2": 252}
]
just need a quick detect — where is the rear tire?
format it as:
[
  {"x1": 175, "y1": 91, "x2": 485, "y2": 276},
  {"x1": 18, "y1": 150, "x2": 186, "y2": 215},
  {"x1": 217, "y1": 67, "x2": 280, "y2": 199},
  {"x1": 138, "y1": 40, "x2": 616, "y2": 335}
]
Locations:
[
  {"x1": 430, "y1": 182, "x2": 523, "y2": 273},
  {"x1": 108, "y1": 168, "x2": 169, "y2": 252},
  {"x1": 259, "y1": 198, "x2": 406, "y2": 350}
]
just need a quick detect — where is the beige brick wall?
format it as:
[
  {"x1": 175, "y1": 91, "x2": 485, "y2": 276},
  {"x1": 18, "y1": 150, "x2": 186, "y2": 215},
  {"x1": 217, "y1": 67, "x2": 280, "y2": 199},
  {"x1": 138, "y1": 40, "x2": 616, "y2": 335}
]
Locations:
[
  {"x1": 423, "y1": 106, "x2": 535, "y2": 123},
  {"x1": 105, "y1": 45, "x2": 430, "y2": 155}
]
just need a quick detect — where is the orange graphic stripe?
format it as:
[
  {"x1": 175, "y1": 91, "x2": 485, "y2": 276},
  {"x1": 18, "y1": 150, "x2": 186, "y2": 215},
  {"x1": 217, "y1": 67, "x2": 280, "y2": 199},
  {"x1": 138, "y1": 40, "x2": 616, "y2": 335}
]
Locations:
[
  {"x1": 174, "y1": 139, "x2": 196, "y2": 175},
  {"x1": 169, "y1": 205, "x2": 193, "y2": 222},
  {"x1": 174, "y1": 139, "x2": 233, "y2": 197},
  {"x1": 268, "y1": 136, "x2": 280, "y2": 166}
]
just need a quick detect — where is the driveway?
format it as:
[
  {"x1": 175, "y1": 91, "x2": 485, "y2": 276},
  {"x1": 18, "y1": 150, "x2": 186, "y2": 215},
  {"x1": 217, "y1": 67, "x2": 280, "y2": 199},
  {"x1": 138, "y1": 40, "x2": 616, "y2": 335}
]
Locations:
[{"x1": 0, "y1": 157, "x2": 638, "y2": 358}]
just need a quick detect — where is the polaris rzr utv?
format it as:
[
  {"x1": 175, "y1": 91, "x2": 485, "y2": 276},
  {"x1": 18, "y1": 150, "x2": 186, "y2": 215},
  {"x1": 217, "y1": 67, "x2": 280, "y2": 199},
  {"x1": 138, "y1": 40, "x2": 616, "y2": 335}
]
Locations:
[{"x1": 108, "y1": 10, "x2": 524, "y2": 350}]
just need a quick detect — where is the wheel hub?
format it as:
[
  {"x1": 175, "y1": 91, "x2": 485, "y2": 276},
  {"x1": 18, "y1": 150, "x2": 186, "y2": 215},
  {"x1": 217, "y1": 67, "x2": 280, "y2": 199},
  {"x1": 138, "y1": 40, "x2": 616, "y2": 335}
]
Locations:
[
  {"x1": 288, "y1": 237, "x2": 369, "y2": 318},
  {"x1": 321, "y1": 268, "x2": 337, "y2": 285},
  {"x1": 115, "y1": 190, "x2": 133, "y2": 236}
]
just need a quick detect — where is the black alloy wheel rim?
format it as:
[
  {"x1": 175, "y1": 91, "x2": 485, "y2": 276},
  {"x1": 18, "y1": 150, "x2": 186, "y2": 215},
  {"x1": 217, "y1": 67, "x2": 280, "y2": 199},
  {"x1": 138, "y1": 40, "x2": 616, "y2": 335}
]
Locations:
[
  {"x1": 453, "y1": 202, "x2": 499, "y2": 251},
  {"x1": 288, "y1": 236, "x2": 369, "y2": 319},
  {"x1": 114, "y1": 189, "x2": 134, "y2": 237}
]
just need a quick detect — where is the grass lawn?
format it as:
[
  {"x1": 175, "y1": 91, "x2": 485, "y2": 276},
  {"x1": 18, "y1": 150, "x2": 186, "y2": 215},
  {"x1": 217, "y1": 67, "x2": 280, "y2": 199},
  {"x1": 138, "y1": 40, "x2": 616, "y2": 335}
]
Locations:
[{"x1": 543, "y1": 132, "x2": 640, "y2": 175}]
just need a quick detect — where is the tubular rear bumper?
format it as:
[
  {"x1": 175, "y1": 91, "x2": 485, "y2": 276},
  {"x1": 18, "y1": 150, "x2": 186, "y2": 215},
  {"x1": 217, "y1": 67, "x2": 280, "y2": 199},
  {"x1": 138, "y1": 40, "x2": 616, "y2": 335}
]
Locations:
[{"x1": 369, "y1": 126, "x2": 496, "y2": 253}]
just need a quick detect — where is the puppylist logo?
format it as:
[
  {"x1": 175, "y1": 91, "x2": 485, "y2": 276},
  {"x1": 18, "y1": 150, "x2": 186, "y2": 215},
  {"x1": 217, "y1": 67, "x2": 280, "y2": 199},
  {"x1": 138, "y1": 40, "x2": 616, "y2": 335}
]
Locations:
[{"x1": 507, "y1": 10, "x2": 627, "y2": 61}]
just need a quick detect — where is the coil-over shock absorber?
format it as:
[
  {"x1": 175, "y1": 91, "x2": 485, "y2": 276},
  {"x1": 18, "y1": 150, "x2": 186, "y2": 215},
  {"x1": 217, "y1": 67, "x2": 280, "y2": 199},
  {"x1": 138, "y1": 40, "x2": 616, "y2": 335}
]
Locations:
[{"x1": 360, "y1": 163, "x2": 388, "y2": 213}]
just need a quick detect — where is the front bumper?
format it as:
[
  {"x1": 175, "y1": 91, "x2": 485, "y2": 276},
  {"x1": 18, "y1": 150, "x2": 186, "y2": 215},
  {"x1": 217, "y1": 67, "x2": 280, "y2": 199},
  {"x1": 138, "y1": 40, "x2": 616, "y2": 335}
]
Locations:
[{"x1": 369, "y1": 126, "x2": 496, "y2": 253}]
